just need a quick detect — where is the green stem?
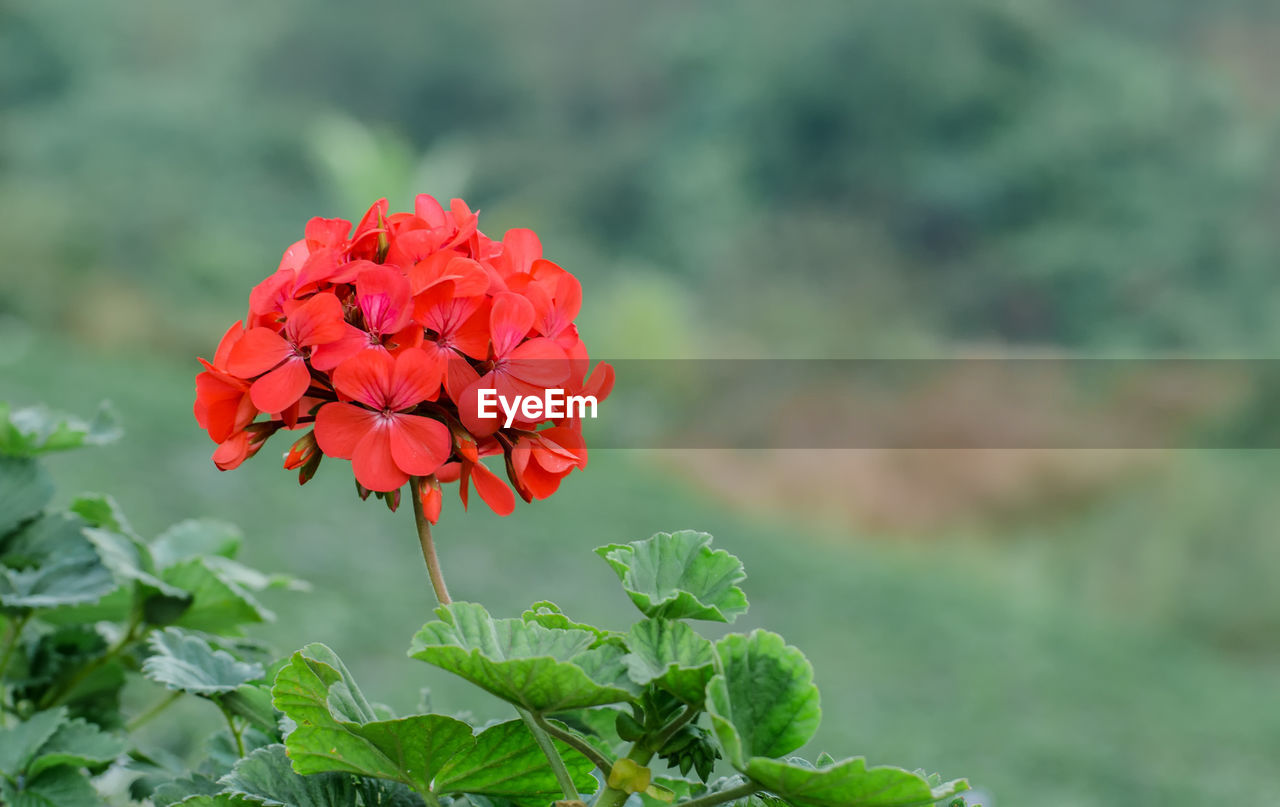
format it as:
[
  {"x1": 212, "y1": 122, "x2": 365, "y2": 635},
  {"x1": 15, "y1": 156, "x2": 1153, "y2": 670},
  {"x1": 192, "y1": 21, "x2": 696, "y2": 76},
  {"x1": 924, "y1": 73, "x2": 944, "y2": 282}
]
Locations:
[
  {"x1": 126, "y1": 690, "x2": 183, "y2": 732},
  {"x1": 531, "y1": 712, "x2": 614, "y2": 775},
  {"x1": 517, "y1": 707, "x2": 580, "y2": 801},
  {"x1": 0, "y1": 612, "x2": 31, "y2": 683},
  {"x1": 410, "y1": 477, "x2": 452, "y2": 605},
  {"x1": 676, "y1": 781, "x2": 761, "y2": 807},
  {"x1": 222, "y1": 705, "x2": 246, "y2": 757}
]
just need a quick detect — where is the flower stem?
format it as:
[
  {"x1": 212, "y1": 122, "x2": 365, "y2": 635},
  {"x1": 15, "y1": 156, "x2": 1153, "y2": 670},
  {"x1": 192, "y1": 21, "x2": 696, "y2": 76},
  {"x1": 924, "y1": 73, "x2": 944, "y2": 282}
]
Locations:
[
  {"x1": 222, "y1": 705, "x2": 246, "y2": 757},
  {"x1": 517, "y1": 707, "x2": 580, "y2": 801},
  {"x1": 0, "y1": 612, "x2": 31, "y2": 683},
  {"x1": 531, "y1": 711, "x2": 614, "y2": 775},
  {"x1": 676, "y1": 781, "x2": 760, "y2": 807},
  {"x1": 126, "y1": 690, "x2": 183, "y2": 732},
  {"x1": 410, "y1": 477, "x2": 452, "y2": 605}
]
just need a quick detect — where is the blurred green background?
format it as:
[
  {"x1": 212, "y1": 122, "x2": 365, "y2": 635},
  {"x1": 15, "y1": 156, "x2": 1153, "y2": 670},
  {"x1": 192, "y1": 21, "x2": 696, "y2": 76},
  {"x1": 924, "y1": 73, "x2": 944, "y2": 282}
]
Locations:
[{"x1": 3, "y1": 1, "x2": 1280, "y2": 804}]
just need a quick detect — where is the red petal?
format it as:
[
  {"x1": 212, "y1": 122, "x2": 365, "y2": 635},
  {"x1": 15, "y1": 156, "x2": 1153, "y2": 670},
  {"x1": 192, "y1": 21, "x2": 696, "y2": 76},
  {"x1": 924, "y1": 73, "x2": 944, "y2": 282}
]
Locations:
[
  {"x1": 332, "y1": 349, "x2": 394, "y2": 409},
  {"x1": 249, "y1": 358, "x2": 311, "y2": 414},
  {"x1": 309, "y1": 323, "x2": 370, "y2": 371},
  {"x1": 388, "y1": 414, "x2": 450, "y2": 476},
  {"x1": 305, "y1": 216, "x2": 351, "y2": 250},
  {"x1": 496, "y1": 228, "x2": 542, "y2": 275},
  {"x1": 352, "y1": 423, "x2": 407, "y2": 492},
  {"x1": 226, "y1": 327, "x2": 293, "y2": 378},
  {"x1": 213, "y1": 320, "x2": 245, "y2": 369},
  {"x1": 357, "y1": 265, "x2": 413, "y2": 335},
  {"x1": 471, "y1": 461, "x2": 515, "y2": 515},
  {"x1": 314, "y1": 402, "x2": 377, "y2": 459},
  {"x1": 414, "y1": 194, "x2": 447, "y2": 228},
  {"x1": 278, "y1": 239, "x2": 309, "y2": 274},
  {"x1": 489, "y1": 292, "x2": 535, "y2": 357},
  {"x1": 388, "y1": 348, "x2": 444, "y2": 411},
  {"x1": 506, "y1": 338, "x2": 569, "y2": 387},
  {"x1": 287, "y1": 292, "x2": 350, "y2": 347},
  {"x1": 248, "y1": 270, "x2": 296, "y2": 318}
]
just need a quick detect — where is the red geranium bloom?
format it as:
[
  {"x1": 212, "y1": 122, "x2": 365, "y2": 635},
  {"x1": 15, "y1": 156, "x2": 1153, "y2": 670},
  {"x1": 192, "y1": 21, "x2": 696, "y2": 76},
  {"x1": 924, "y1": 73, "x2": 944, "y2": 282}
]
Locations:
[
  {"x1": 314, "y1": 349, "x2": 450, "y2": 491},
  {"x1": 226, "y1": 292, "x2": 350, "y2": 414},
  {"x1": 509, "y1": 426, "x2": 588, "y2": 501},
  {"x1": 196, "y1": 195, "x2": 608, "y2": 519}
]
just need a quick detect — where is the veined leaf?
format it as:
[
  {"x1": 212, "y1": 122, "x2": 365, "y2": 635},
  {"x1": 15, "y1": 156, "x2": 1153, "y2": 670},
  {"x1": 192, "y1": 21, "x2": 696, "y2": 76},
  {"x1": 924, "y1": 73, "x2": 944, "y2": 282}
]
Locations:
[
  {"x1": 84, "y1": 527, "x2": 189, "y2": 600},
  {"x1": 522, "y1": 601, "x2": 618, "y2": 645},
  {"x1": 706, "y1": 631, "x2": 821, "y2": 765},
  {"x1": 0, "y1": 764, "x2": 103, "y2": 807},
  {"x1": 0, "y1": 709, "x2": 66, "y2": 776},
  {"x1": 26, "y1": 716, "x2": 126, "y2": 778},
  {"x1": 434, "y1": 719, "x2": 598, "y2": 804},
  {"x1": 0, "y1": 455, "x2": 53, "y2": 537},
  {"x1": 596, "y1": 531, "x2": 748, "y2": 622},
  {"x1": 218, "y1": 744, "x2": 358, "y2": 807},
  {"x1": 142, "y1": 628, "x2": 264, "y2": 696},
  {"x1": 0, "y1": 514, "x2": 118, "y2": 610},
  {"x1": 273, "y1": 643, "x2": 472, "y2": 793},
  {"x1": 273, "y1": 643, "x2": 595, "y2": 800},
  {"x1": 409, "y1": 602, "x2": 637, "y2": 713},
  {"x1": 0, "y1": 706, "x2": 124, "y2": 785},
  {"x1": 623, "y1": 619, "x2": 715, "y2": 705},
  {"x1": 742, "y1": 756, "x2": 969, "y2": 807},
  {"x1": 161, "y1": 557, "x2": 273, "y2": 633}
]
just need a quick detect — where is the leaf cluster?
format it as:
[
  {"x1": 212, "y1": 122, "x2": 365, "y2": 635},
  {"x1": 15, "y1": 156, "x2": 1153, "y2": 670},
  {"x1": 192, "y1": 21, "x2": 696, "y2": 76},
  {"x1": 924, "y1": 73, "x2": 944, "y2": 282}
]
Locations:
[{"x1": 0, "y1": 406, "x2": 971, "y2": 806}]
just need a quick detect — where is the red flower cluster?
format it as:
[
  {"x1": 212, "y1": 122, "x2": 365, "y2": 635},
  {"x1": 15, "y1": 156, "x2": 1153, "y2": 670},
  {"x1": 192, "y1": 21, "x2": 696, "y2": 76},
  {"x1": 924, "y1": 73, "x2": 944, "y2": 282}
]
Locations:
[{"x1": 194, "y1": 196, "x2": 612, "y2": 519}]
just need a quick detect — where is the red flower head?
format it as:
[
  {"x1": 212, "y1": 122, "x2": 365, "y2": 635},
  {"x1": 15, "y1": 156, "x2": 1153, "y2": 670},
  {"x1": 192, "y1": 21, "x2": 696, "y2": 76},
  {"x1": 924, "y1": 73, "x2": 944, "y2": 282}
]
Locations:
[{"x1": 193, "y1": 195, "x2": 612, "y2": 520}]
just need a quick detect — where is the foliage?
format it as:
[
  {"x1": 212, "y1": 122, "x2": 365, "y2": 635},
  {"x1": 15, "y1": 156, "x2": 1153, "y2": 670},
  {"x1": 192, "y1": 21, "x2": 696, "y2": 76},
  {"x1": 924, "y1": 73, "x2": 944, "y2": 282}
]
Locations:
[{"x1": 0, "y1": 402, "x2": 969, "y2": 806}]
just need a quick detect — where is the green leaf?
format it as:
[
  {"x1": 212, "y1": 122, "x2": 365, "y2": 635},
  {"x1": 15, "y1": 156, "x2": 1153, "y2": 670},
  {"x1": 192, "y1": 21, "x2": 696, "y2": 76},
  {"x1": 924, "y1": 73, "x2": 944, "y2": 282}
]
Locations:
[
  {"x1": 160, "y1": 557, "x2": 273, "y2": 633},
  {"x1": 434, "y1": 719, "x2": 598, "y2": 804},
  {"x1": 142, "y1": 628, "x2": 264, "y2": 695},
  {"x1": 27, "y1": 716, "x2": 125, "y2": 778},
  {"x1": 68, "y1": 494, "x2": 138, "y2": 539},
  {"x1": 0, "y1": 765, "x2": 104, "y2": 807},
  {"x1": 706, "y1": 631, "x2": 821, "y2": 765},
  {"x1": 623, "y1": 619, "x2": 715, "y2": 704},
  {"x1": 273, "y1": 643, "x2": 595, "y2": 802},
  {"x1": 741, "y1": 757, "x2": 969, "y2": 807},
  {"x1": 218, "y1": 744, "x2": 357, "y2": 807},
  {"x1": 0, "y1": 514, "x2": 118, "y2": 610},
  {"x1": 273, "y1": 643, "x2": 473, "y2": 793},
  {"x1": 150, "y1": 773, "x2": 226, "y2": 807},
  {"x1": 0, "y1": 401, "x2": 121, "y2": 458},
  {"x1": 522, "y1": 601, "x2": 618, "y2": 645},
  {"x1": 0, "y1": 455, "x2": 53, "y2": 536},
  {"x1": 220, "y1": 683, "x2": 281, "y2": 734},
  {"x1": 0, "y1": 709, "x2": 66, "y2": 776},
  {"x1": 596, "y1": 531, "x2": 748, "y2": 622},
  {"x1": 409, "y1": 602, "x2": 637, "y2": 713},
  {"x1": 152, "y1": 520, "x2": 243, "y2": 568},
  {"x1": 84, "y1": 527, "x2": 189, "y2": 600}
]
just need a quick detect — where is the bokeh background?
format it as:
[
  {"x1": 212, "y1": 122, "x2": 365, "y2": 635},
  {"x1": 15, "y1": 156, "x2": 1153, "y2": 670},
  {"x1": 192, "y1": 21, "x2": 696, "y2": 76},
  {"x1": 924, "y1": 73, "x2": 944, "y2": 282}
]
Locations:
[{"x1": 3, "y1": 1, "x2": 1280, "y2": 804}]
